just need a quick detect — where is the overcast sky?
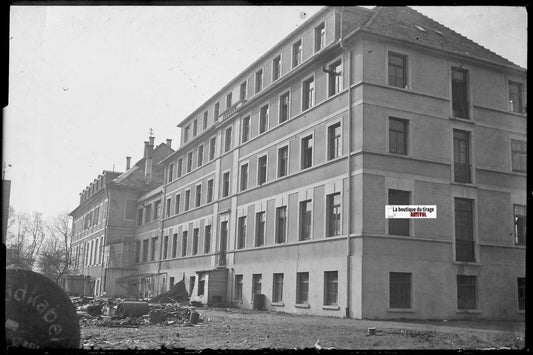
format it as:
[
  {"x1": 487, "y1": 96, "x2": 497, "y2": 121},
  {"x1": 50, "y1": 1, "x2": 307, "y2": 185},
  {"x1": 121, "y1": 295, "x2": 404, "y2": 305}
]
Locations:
[{"x1": 4, "y1": 6, "x2": 527, "y2": 219}]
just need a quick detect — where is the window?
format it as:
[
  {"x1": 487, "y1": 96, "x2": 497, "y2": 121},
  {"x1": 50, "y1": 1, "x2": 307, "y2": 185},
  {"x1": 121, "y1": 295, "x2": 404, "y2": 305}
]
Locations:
[
  {"x1": 209, "y1": 137, "x2": 216, "y2": 160},
  {"x1": 255, "y1": 69, "x2": 263, "y2": 93},
  {"x1": 193, "y1": 119, "x2": 198, "y2": 137},
  {"x1": 299, "y1": 200, "x2": 312, "y2": 240},
  {"x1": 154, "y1": 200, "x2": 161, "y2": 220},
  {"x1": 177, "y1": 158, "x2": 183, "y2": 177},
  {"x1": 292, "y1": 40, "x2": 302, "y2": 68},
  {"x1": 240, "y1": 163, "x2": 248, "y2": 191},
  {"x1": 163, "y1": 235, "x2": 169, "y2": 259},
  {"x1": 273, "y1": 273, "x2": 284, "y2": 303},
  {"x1": 195, "y1": 185, "x2": 202, "y2": 207},
  {"x1": 272, "y1": 55, "x2": 281, "y2": 81},
  {"x1": 258, "y1": 155, "x2": 267, "y2": 185},
  {"x1": 220, "y1": 221, "x2": 228, "y2": 253},
  {"x1": 214, "y1": 102, "x2": 220, "y2": 121},
  {"x1": 279, "y1": 92, "x2": 290, "y2": 123},
  {"x1": 315, "y1": 22, "x2": 326, "y2": 52},
  {"x1": 172, "y1": 233, "x2": 178, "y2": 258},
  {"x1": 203, "y1": 111, "x2": 208, "y2": 129},
  {"x1": 240, "y1": 81, "x2": 247, "y2": 101},
  {"x1": 192, "y1": 228, "x2": 199, "y2": 255},
  {"x1": 327, "y1": 193, "x2": 341, "y2": 237},
  {"x1": 150, "y1": 237, "x2": 158, "y2": 261},
  {"x1": 252, "y1": 274, "x2": 262, "y2": 297},
  {"x1": 197, "y1": 145, "x2": 204, "y2": 167},
  {"x1": 514, "y1": 205, "x2": 526, "y2": 245},
  {"x1": 198, "y1": 274, "x2": 205, "y2": 296},
  {"x1": 389, "y1": 118, "x2": 408, "y2": 155},
  {"x1": 242, "y1": 116, "x2": 251, "y2": 143},
  {"x1": 137, "y1": 209, "x2": 143, "y2": 226},
  {"x1": 328, "y1": 60, "x2": 343, "y2": 96},
  {"x1": 204, "y1": 225, "x2": 211, "y2": 253},
  {"x1": 302, "y1": 77, "x2": 314, "y2": 111},
  {"x1": 509, "y1": 81, "x2": 524, "y2": 113},
  {"x1": 222, "y1": 172, "x2": 230, "y2": 197},
  {"x1": 189, "y1": 276, "x2": 195, "y2": 296},
  {"x1": 455, "y1": 198, "x2": 475, "y2": 262},
  {"x1": 237, "y1": 216, "x2": 246, "y2": 249},
  {"x1": 389, "y1": 272, "x2": 411, "y2": 308},
  {"x1": 324, "y1": 271, "x2": 338, "y2": 306},
  {"x1": 135, "y1": 240, "x2": 141, "y2": 263},
  {"x1": 206, "y1": 179, "x2": 214, "y2": 203},
  {"x1": 255, "y1": 212, "x2": 265, "y2": 247},
  {"x1": 453, "y1": 129, "x2": 471, "y2": 183},
  {"x1": 226, "y1": 92, "x2": 232, "y2": 109},
  {"x1": 142, "y1": 239, "x2": 149, "y2": 262},
  {"x1": 175, "y1": 194, "x2": 180, "y2": 214},
  {"x1": 388, "y1": 52, "x2": 408, "y2": 88},
  {"x1": 275, "y1": 206, "x2": 287, "y2": 243},
  {"x1": 451, "y1": 67, "x2": 469, "y2": 119},
  {"x1": 328, "y1": 123, "x2": 342, "y2": 160},
  {"x1": 225, "y1": 127, "x2": 232, "y2": 152},
  {"x1": 389, "y1": 190, "x2": 410, "y2": 236},
  {"x1": 301, "y1": 135, "x2": 313, "y2": 169},
  {"x1": 518, "y1": 278, "x2": 525, "y2": 310},
  {"x1": 166, "y1": 198, "x2": 171, "y2": 217},
  {"x1": 235, "y1": 275, "x2": 243, "y2": 301},
  {"x1": 259, "y1": 104, "x2": 269, "y2": 134},
  {"x1": 296, "y1": 272, "x2": 309, "y2": 304},
  {"x1": 187, "y1": 151, "x2": 193, "y2": 173},
  {"x1": 144, "y1": 204, "x2": 151, "y2": 224},
  {"x1": 184, "y1": 125, "x2": 190, "y2": 143},
  {"x1": 278, "y1": 146, "x2": 288, "y2": 178},
  {"x1": 184, "y1": 190, "x2": 190, "y2": 211},
  {"x1": 181, "y1": 231, "x2": 188, "y2": 257},
  {"x1": 457, "y1": 275, "x2": 477, "y2": 310},
  {"x1": 511, "y1": 140, "x2": 527, "y2": 172},
  {"x1": 168, "y1": 163, "x2": 174, "y2": 182},
  {"x1": 169, "y1": 277, "x2": 175, "y2": 289}
]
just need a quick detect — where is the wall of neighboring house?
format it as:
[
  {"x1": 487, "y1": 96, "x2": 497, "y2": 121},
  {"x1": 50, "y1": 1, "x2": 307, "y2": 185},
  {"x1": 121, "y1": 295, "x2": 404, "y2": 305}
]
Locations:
[{"x1": 357, "y1": 36, "x2": 526, "y2": 320}]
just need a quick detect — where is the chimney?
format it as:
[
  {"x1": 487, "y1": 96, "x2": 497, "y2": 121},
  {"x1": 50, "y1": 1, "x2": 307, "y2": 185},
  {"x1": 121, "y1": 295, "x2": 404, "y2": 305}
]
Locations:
[
  {"x1": 166, "y1": 139, "x2": 172, "y2": 148},
  {"x1": 126, "y1": 156, "x2": 131, "y2": 170},
  {"x1": 145, "y1": 137, "x2": 154, "y2": 183}
]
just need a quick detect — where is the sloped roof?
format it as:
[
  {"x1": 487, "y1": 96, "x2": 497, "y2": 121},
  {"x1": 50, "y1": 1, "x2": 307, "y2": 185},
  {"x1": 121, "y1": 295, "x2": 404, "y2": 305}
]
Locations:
[{"x1": 361, "y1": 6, "x2": 521, "y2": 69}]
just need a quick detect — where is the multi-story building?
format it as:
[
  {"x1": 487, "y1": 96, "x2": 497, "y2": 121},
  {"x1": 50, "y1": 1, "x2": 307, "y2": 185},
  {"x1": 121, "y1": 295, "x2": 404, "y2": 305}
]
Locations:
[
  {"x1": 69, "y1": 136, "x2": 173, "y2": 296},
  {"x1": 73, "y1": 6, "x2": 526, "y2": 320}
]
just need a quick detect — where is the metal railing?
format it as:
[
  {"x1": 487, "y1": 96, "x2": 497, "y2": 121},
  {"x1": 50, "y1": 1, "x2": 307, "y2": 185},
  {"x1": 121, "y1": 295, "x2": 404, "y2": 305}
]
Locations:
[
  {"x1": 454, "y1": 163, "x2": 471, "y2": 183},
  {"x1": 455, "y1": 239, "x2": 475, "y2": 262}
]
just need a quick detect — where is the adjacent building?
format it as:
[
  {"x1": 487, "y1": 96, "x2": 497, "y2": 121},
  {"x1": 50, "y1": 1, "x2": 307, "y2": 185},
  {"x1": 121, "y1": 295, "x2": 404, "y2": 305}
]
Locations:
[{"x1": 71, "y1": 6, "x2": 526, "y2": 320}]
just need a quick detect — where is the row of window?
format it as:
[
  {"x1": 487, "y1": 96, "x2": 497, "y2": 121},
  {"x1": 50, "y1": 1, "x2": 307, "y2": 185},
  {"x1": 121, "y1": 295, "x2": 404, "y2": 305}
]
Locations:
[
  {"x1": 170, "y1": 63, "x2": 343, "y2": 185},
  {"x1": 388, "y1": 273, "x2": 525, "y2": 311},
  {"x1": 135, "y1": 225, "x2": 213, "y2": 263},
  {"x1": 388, "y1": 52, "x2": 526, "y2": 116},
  {"x1": 182, "y1": 20, "x2": 338, "y2": 144},
  {"x1": 389, "y1": 117, "x2": 527, "y2": 175},
  {"x1": 388, "y1": 189, "x2": 527, "y2": 258},
  {"x1": 74, "y1": 236, "x2": 104, "y2": 269},
  {"x1": 234, "y1": 270, "x2": 338, "y2": 307},
  {"x1": 233, "y1": 272, "x2": 525, "y2": 312},
  {"x1": 80, "y1": 177, "x2": 105, "y2": 203}
]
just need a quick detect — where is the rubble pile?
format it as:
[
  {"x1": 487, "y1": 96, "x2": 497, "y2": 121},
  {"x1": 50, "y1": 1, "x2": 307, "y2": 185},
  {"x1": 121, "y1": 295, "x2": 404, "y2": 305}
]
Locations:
[{"x1": 73, "y1": 296, "x2": 203, "y2": 328}]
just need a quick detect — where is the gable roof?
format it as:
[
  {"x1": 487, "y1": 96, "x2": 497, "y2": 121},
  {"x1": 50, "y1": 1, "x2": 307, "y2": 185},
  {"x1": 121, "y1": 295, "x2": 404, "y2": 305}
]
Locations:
[{"x1": 360, "y1": 6, "x2": 522, "y2": 70}]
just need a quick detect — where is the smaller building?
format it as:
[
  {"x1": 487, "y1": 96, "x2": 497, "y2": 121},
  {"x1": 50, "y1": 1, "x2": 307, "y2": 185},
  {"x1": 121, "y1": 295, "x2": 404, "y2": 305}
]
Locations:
[{"x1": 69, "y1": 135, "x2": 173, "y2": 297}]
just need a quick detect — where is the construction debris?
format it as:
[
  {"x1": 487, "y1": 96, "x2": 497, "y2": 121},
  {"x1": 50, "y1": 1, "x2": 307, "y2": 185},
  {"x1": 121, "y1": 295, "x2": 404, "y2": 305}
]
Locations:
[{"x1": 149, "y1": 279, "x2": 189, "y2": 304}]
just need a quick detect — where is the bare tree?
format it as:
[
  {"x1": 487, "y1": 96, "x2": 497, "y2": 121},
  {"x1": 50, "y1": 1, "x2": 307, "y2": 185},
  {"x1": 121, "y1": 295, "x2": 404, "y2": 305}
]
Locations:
[
  {"x1": 38, "y1": 212, "x2": 74, "y2": 285},
  {"x1": 25, "y1": 212, "x2": 47, "y2": 269},
  {"x1": 6, "y1": 208, "x2": 32, "y2": 268}
]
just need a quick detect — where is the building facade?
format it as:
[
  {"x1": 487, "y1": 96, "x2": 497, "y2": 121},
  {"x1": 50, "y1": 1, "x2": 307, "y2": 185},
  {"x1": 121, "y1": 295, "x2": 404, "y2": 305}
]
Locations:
[{"x1": 72, "y1": 6, "x2": 526, "y2": 320}]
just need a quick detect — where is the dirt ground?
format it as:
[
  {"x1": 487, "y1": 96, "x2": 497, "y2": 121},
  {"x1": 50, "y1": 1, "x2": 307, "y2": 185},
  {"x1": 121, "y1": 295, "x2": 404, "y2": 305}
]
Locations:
[{"x1": 81, "y1": 307, "x2": 525, "y2": 350}]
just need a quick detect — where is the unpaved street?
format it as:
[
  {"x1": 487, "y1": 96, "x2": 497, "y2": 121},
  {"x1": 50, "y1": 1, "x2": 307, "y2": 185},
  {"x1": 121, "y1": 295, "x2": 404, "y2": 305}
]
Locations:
[{"x1": 81, "y1": 307, "x2": 524, "y2": 350}]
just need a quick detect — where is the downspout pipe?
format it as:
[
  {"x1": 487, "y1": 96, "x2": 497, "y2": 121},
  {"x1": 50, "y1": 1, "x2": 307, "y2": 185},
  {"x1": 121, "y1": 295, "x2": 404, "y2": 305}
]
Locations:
[
  {"x1": 339, "y1": 7, "x2": 353, "y2": 319},
  {"x1": 157, "y1": 180, "x2": 168, "y2": 295}
]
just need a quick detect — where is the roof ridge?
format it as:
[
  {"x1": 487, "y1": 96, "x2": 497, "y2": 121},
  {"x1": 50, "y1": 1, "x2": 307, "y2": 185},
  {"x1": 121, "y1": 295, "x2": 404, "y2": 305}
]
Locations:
[
  {"x1": 362, "y1": 6, "x2": 381, "y2": 29},
  {"x1": 406, "y1": 6, "x2": 519, "y2": 67}
]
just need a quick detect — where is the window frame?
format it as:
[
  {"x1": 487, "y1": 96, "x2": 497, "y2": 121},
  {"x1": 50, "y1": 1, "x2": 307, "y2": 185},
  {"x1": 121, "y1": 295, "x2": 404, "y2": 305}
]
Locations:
[
  {"x1": 241, "y1": 115, "x2": 251, "y2": 143},
  {"x1": 273, "y1": 273, "x2": 284, "y2": 303},
  {"x1": 224, "y1": 126, "x2": 233, "y2": 153},
  {"x1": 326, "y1": 192, "x2": 342, "y2": 237},
  {"x1": 204, "y1": 225, "x2": 211, "y2": 254},
  {"x1": 257, "y1": 153, "x2": 268, "y2": 186},
  {"x1": 508, "y1": 80, "x2": 524, "y2": 114},
  {"x1": 300, "y1": 134, "x2": 314, "y2": 170},
  {"x1": 206, "y1": 178, "x2": 214, "y2": 203},
  {"x1": 292, "y1": 39, "x2": 303, "y2": 68},
  {"x1": 222, "y1": 170, "x2": 230, "y2": 198},
  {"x1": 511, "y1": 139, "x2": 527, "y2": 173},
  {"x1": 237, "y1": 215, "x2": 247, "y2": 249},
  {"x1": 457, "y1": 275, "x2": 477, "y2": 310},
  {"x1": 240, "y1": 162, "x2": 249, "y2": 191},
  {"x1": 453, "y1": 129, "x2": 472, "y2": 184},
  {"x1": 184, "y1": 189, "x2": 191, "y2": 211},
  {"x1": 187, "y1": 150, "x2": 193, "y2": 173},
  {"x1": 275, "y1": 205, "x2": 287, "y2": 243},
  {"x1": 197, "y1": 144, "x2": 204, "y2": 167},
  {"x1": 277, "y1": 144, "x2": 289, "y2": 178},
  {"x1": 327, "y1": 120, "x2": 342, "y2": 161},
  {"x1": 195, "y1": 183, "x2": 202, "y2": 208},
  {"x1": 258, "y1": 103, "x2": 270, "y2": 135},
  {"x1": 255, "y1": 211, "x2": 266, "y2": 247},
  {"x1": 388, "y1": 51, "x2": 408, "y2": 89},
  {"x1": 279, "y1": 90, "x2": 291, "y2": 124},
  {"x1": 209, "y1": 136, "x2": 217, "y2": 161},
  {"x1": 314, "y1": 22, "x2": 326, "y2": 53},
  {"x1": 324, "y1": 271, "x2": 338, "y2": 306},
  {"x1": 388, "y1": 189, "x2": 410, "y2": 236},
  {"x1": 388, "y1": 117, "x2": 409, "y2": 156},
  {"x1": 513, "y1": 204, "x2": 526, "y2": 245},
  {"x1": 327, "y1": 57, "x2": 343, "y2": 97},
  {"x1": 255, "y1": 68, "x2": 263, "y2": 94},
  {"x1": 389, "y1": 272, "x2": 412, "y2": 309},
  {"x1": 301, "y1": 75, "x2": 315, "y2": 112},
  {"x1": 450, "y1": 66, "x2": 470, "y2": 119},
  {"x1": 181, "y1": 230, "x2": 188, "y2": 257},
  {"x1": 240, "y1": 80, "x2": 248, "y2": 101},
  {"x1": 272, "y1": 54, "x2": 282, "y2": 82},
  {"x1": 454, "y1": 197, "x2": 476, "y2": 262},
  {"x1": 296, "y1": 272, "x2": 309, "y2": 304},
  {"x1": 299, "y1": 199, "x2": 313, "y2": 241}
]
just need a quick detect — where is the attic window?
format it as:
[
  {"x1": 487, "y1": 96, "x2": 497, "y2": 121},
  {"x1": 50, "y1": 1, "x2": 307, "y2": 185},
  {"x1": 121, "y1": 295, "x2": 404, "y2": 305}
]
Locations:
[
  {"x1": 433, "y1": 29, "x2": 443, "y2": 35},
  {"x1": 415, "y1": 25, "x2": 426, "y2": 32}
]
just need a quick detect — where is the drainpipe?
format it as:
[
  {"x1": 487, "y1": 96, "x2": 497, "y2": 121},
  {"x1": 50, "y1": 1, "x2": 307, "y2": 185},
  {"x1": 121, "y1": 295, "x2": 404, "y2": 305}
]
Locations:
[{"x1": 339, "y1": 7, "x2": 353, "y2": 319}]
